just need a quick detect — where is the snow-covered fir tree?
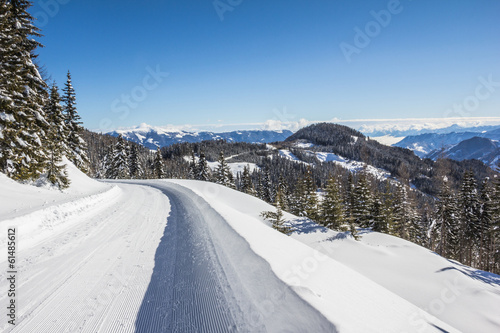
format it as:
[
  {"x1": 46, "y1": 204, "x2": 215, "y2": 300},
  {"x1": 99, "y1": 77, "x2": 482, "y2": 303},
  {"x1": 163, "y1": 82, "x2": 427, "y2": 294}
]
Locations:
[
  {"x1": 261, "y1": 188, "x2": 292, "y2": 235},
  {"x1": 240, "y1": 165, "x2": 255, "y2": 195},
  {"x1": 351, "y1": 171, "x2": 373, "y2": 228},
  {"x1": 297, "y1": 166, "x2": 319, "y2": 220},
  {"x1": 197, "y1": 152, "x2": 210, "y2": 181},
  {"x1": 62, "y1": 71, "x2": 89, "y2": 172},
  {"x1": 478, "y1": 178, "x2": 495, "y2": 271},
  {"x1": 459, "y1": 170, "x2": 481, "y2": 266},
  {"x1": 392, "y1": 182, "x2": 420, "y2": 241},
  {"x1": 215, "y1": 151, "x2": 234, "y2": 188},
  {"x1": 188, "y1": 151, "x2": 197, "y2": 179},
  {"x1": 44, "y1": 84, "x2": 69, "y2": 188},
  {"x1": 321, "y1": 175, "x2": 344, "y2": 230},
  {"x1": 433, "y1": 177, "x2": 460, "y2": 260},
  {"x1": 128, "y1": 144, "x2": 143, "y2": 179},
  {"x1": 378, "y1": 182, "x2": 394, "y2": 234},
  {"x1": 276, "y1": 174, "x2": 290, "y2": 212},
  {"x1": 262, "y1": 169, "x2": 274, "y2": 203},
  {"x1": 107, "y1": 135, "x2": 130, "y2": 179},
  {"x1": 153, "y1": 147, "x2": 166, "y2": 179},
  {"x1": 0, "y1": 0, "x2": 49, "y2": 181}
]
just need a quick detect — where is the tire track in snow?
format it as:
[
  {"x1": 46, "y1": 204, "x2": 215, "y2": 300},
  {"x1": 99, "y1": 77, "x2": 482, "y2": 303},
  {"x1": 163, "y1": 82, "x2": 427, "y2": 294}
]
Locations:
[
  {"x1": 0, "y1": 184, "x2": 170, "y2": 333},
  {"x1": 133, "y1": 181, "x2": 336, "y2": 333}
]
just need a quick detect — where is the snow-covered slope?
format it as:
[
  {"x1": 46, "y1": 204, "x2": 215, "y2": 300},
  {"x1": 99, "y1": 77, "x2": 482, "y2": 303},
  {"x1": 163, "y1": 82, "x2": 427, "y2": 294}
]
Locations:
[
  {"x1": 169, "y1": 180, "x2": 500, "y2": 333},
  {"x1": 107, "y1": 123, "x2": 293, "y2": 149},
  {"x1": 1, "y1": 171, "x2": 499, "y2": 332}
]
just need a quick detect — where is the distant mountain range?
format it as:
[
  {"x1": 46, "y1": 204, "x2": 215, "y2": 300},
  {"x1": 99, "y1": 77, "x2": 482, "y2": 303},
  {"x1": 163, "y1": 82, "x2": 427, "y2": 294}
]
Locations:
[
  {"x1": 394, "y1": 127, "x2": 500, "y2": 170},
  {"x1": 107, "y1": 124, "x2": 293, "y2": 149},
  {"x1": 106, "y1": 122, "x2": 500, "y2": 171}
]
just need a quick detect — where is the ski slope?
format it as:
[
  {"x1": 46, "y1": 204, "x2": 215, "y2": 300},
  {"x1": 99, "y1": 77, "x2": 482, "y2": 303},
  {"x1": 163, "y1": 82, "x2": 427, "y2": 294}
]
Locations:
[{"x1": 1, "y1": 170, "x2": 499, "y2": 332}]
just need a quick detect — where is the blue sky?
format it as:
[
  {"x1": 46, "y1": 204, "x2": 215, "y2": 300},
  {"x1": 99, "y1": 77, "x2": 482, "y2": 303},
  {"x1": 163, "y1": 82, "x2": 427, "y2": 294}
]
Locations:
[{"x1": 31, "y1": 0, "x2": 500, "y2": 132}]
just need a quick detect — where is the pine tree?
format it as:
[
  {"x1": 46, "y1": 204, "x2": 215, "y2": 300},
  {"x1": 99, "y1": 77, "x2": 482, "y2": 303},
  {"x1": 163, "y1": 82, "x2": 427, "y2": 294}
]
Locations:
[
  {"x1": 459, "y1": 170, "x2": 481, "y2": 266},
  {"x1": 321, "y1": 175, "x2": 344, "y2": 229},
  {"x1": 107, "y1": 135, "x2": 130, "y2": 179},
  {"x1": 351, "y1": 172, "x2": 373, "y2": 228},
  {"x1": 215, "y1": 151, "x2": 234, "y2": 187},
  {"x1": 256, "y1": 172, "x2": 265, "y2": 200},
  {"x1": 241, "y1": 165, "x2": 255, "y2": 195},
  {"x1": 478, "y1": 178, "x2": 495, "y2": 271},
  {"x1": 302, "y1": 166, "x2": 319, "y2": 220},
  {"x1": 197, "y1": 152, "x2": 210, "y2": 181},
  {"x1": 0, "y1": 0, "x2": 49, "y2": 180},
  {"x1": 188, "y1": 151, "x2": 197, "y2": 179},
  {"x1": 371, "y1": 193, "x2": 386, "y2": 233},
  {"x1": 376, "y1": 182, "x2": 394, "y2": 234},
  {"x1": 262, "y1": 169, "x2": 274, "y2": 203},
  {"x1": 62, "y1": 71, "x2": 89, "y2": 172},
  {"x1": 433, "y1": 177, "x2": 460, "y2": 260},
  {"x1": 44, "y1": 84, "x2": 69, "y2": 188},
  {"x1": 261, "y1": 189, "x2": 293, "y2": 235},
  {"x1": 392, "y1": 183, "x2": 419, "y2": 241},
  {"x1": 128, "y1": 144, "x2": 143, "y2": 179},
  {"x1": 153, "y1": 147, "x2": 165, "y2": 179},
  {"x1": 345, "y1": 173, "x2": 355, "y2": 221},
  {"x1": 276, "y1": 174, "x2": 290, "y2": 211},
  {"x1": 491, "y1": 176, "x2": 500, "y2": 274}
]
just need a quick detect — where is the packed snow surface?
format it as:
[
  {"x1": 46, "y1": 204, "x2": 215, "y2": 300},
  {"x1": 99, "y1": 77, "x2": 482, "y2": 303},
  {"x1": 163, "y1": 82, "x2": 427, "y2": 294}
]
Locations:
[{"x1": 1, "y1": 169, "x2": 499, "y2": 332}]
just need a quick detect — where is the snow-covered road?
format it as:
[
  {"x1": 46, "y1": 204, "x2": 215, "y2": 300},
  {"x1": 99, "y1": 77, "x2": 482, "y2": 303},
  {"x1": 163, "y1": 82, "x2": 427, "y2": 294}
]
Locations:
[{"x1": 1, "y1": 181, "x2": 335, "y2": 332}]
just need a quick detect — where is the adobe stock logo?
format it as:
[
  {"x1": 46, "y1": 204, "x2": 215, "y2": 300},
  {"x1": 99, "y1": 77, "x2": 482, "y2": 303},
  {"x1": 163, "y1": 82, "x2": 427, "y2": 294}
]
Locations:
[
  {"x1": 340, "y1": 0, "x2": 409, "y2": 63},
  {"x1": 33, "y1": 0, "x2": 71, "y2": 27},
  {"x1": 213, "y1": 0, "x2": 243, "y2": 21}
]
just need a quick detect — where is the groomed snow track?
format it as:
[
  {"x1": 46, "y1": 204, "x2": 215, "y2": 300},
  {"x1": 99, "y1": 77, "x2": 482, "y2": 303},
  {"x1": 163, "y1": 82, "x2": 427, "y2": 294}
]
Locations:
[
  {"x1": 131, "y1": 181, "x2": 337, "y2": 333},
  {"x1": 1, "y1": 180, "x2": 336, "y2": 332}
]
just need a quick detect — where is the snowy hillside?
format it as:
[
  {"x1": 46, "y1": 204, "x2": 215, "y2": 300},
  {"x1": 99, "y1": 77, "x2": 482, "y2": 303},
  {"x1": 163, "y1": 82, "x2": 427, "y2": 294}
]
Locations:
[
  {"x1": 2, "y1": 167, "x2": 499, "y2": 332},
  {"x1": 107, "y1": 123, "x2": 293, "y2": 149}
]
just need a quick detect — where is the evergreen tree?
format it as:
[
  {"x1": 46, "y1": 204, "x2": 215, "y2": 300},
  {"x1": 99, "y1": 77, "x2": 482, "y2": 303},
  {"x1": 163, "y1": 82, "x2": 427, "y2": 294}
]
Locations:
[
  {"x1": 351, "y1": 172, "x2": 373, "y2": 228},
  {"x1": 478, "y1": 178, "x2": 495, "y2": 271},
  {"x1": 62, "y1": 71, "x2": 89, "y2": 172},
  {"x1": 345, "y1": 173, "x2": 355, "y2": 220},
  {"x1": 261, "y1": 188, "x2": 293, "y2": 235},
  {"x1": 262, "y1": 169, "x2": 274, "y2": 203},
  {"x1": 241, "y1": 165, "x2": 255, "y2": 195},
  {"x1": 153, "y1": 147, "x2": 165, "y2": 179},
  {"x1": 491, "y1": 176, "x2": 500, "y2": 273},
  {"x1": 321, "y1": 175, "x2": 344, "y2": 229},
  {"x1": 44, "y1": 84, "x2": 69, "y2": 188},
  {"x1": 106, "y1": 135, "x2": 130, "y2": 179},
  {"x1": 256, "y1": 172, "x2": 265, "y2": 200},
  {"x1": 188, "y1": 151, "x2": 197, "y2": 179},
  {"x1": 215, "y1": 151, "x2": 234, "y2": 187},
  {"x1": 197, "y1": 152, "x2": 210, "y2": 181},
  {"x1": 377, "y1": 182, "x2": 394, "y2": 234},
  {"x1": 276, "y1": 174, "x2": 290, "y2": 211},
  {"x1": 433, "y1": 177, "x2": 460, "y2": 259},
  {"x1": 371, "y1": 193, "x2": 386, "y2": 233},
  {"x1": 459, "y1": 170, "x2": 481, "y2": 265},
  {"x1": 0, "y1": 0, "x2": 49, "y2": 180},
  {"x1": 128, "y1": 144, "x2": 143, "y2": 179},
  {"x1": 302, "y1": 166, "x2": 319, "y2": 220},
  {"x1": 392, "y1": 183, "x2": 419, "y2": 241}
]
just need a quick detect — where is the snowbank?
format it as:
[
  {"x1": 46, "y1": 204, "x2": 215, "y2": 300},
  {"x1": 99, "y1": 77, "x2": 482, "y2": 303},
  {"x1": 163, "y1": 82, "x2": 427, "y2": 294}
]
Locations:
[
  {"x1": 167, "y1": 180, "x2": 486, "y2": 332},
  {"x1": 0, "y1": 158, "x2": 120, "y2": 252}
]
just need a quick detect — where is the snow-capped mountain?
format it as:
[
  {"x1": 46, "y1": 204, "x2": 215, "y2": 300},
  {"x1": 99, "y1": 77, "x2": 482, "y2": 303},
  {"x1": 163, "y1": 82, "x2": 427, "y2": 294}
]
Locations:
[
  {"x1": 393, "y1": 128, "x2": 500, "y2": 157},
  {"x1": 354, "y1": 118, "x2": 500, "y2": 137},
  {"x1": 107, "y1": 123, "x2": 293, "y2": 149},
  {"x1": 392, "y1": 127, "x2": 500, "y2": 169},
  {"x1": 425, "y1": 137, "x2": 500, "y2": 170}
]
